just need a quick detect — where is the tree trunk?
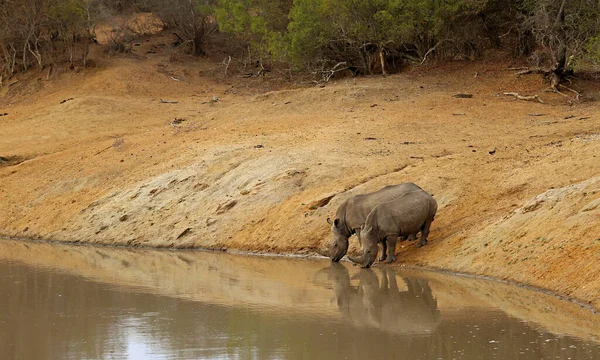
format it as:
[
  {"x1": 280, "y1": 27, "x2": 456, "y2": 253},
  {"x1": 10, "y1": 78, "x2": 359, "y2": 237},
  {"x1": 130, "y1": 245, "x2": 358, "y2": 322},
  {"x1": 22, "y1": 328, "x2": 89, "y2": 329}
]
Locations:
[
  {"x1": 189, "y1": 0, "x2": 204, "y2": 56},
  {"x1": 192, "y1": 29, "x2": 205, "y2": 56},
  {"x1": 358, "y1": 48, "x2": 368, "y2": 75},
  {"x1": 550, "y1": 0, "x2": 568, "y2": 89},
  {"x1": 22, "y1": 40, "x2": 28, "y2": 72},
  {"x1": 82, "y1": 39, "x2": 89, "y2": 67},
  {"x1": 379, "y1": 46, "x2": 386, "y2": 75}
]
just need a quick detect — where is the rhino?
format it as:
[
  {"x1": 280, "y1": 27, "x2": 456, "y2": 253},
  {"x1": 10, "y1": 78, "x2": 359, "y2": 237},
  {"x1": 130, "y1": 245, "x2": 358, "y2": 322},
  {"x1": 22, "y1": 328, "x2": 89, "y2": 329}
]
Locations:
[
  {"x1": 315, "y1": 263, "x2": 441, "y2": 335},
  {"x1": 322, "y1": 182, "x2": 423, "y2": 262},
  {"x1": 349, "y1": 190, "x2": 437, "y2": 268}
]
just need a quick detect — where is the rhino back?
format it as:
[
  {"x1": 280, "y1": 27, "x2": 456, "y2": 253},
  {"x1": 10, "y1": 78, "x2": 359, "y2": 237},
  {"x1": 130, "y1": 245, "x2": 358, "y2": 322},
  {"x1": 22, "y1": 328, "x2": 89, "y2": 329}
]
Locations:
[
  {"x1": 368, "y1": 191, "x2": 435, "y2": 237},
  {"x1": 343, "y1": 183, "x2": 422, "y2": 230}
]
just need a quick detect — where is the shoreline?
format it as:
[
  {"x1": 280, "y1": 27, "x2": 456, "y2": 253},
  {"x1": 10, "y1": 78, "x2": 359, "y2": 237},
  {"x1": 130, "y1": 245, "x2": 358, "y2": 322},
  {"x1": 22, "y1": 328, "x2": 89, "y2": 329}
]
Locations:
[{"x1": 2, "y1": 234, "x2": 597, "y2": 314}]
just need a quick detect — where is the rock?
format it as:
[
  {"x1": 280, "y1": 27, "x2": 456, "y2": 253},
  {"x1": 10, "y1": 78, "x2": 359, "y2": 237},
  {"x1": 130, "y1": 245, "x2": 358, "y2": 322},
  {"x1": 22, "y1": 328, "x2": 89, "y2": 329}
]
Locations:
[
  {"x1": 216, "y1": 199, "x2": 237, "y2": 214},
  {"x1": 521, "y1": 199, "x2": 544, "y2": 213},
  {"x1": 176, "y1": 227, "x2": 192, "y2": 239},
  {"x1": 581, "y1": 198, "x2": 600, "y2": 212},
  {"x1": 307, "y1": 193, "x2": 336, "y2": 209},
  {"x1": 194, "y1": 183, "x2": 209, "y2": 191},
  {"x1": 119, "y1": 214, "x2": 129, "y2": 221},
  {"x1": 275, "y1": 169, "x2": 306, "y2": 181},
  {"x1": 206, "y1": 218, "x2": 217, "y2": 226},
  {"x1": 95, "y1": 225, "x2": 108, "y2": 234}
]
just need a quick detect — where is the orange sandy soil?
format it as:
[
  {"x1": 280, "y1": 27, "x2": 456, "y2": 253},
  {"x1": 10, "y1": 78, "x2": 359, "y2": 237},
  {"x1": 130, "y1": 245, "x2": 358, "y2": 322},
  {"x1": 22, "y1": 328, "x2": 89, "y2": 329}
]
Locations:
[{"x1": 1, "y1": 35, "x2": 600, "y2": 309}]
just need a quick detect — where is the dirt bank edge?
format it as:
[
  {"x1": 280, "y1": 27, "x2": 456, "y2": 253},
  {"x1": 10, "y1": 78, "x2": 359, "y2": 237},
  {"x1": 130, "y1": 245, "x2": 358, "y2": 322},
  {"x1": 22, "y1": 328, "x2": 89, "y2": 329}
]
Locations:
[{"x1": 1, "y1": 234, "x2": 597, "y2": 314}]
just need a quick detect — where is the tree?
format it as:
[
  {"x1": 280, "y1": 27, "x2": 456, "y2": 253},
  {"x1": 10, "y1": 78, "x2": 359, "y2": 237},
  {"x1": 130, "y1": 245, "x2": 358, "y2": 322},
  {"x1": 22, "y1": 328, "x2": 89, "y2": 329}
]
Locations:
[
  {"x1": 140, "y1": 0, "x2": 217, "y2": 56},
  {"x1": 286, "y1": 0, "x2": 488, "y2": 75},
  {"x1": 521, "y1": 0, "x2": 600, "y2": 88},
  {"x1": 214, "y1": 0, "x2": 293, "y2": 68},
  {"x1": 0, "y1": 0, "x2": 110, "y2": 78},
  {"x1": 49, "y1": 0, "x2": 100, "y2": 67}
]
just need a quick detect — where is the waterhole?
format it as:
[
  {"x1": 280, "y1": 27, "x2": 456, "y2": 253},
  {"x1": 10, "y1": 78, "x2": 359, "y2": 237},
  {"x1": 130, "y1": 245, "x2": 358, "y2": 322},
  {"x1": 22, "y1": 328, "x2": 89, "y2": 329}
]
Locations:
[{"x1": 0, "y1": 239, "x2": 598, "y2": 359}]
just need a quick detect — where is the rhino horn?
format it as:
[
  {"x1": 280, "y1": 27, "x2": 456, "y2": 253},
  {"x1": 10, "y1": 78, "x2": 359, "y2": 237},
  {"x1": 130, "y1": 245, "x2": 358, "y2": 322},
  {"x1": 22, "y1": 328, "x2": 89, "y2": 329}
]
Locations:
[{"x1": 348, "y1": 254, "x2": 371, "y2": 268}]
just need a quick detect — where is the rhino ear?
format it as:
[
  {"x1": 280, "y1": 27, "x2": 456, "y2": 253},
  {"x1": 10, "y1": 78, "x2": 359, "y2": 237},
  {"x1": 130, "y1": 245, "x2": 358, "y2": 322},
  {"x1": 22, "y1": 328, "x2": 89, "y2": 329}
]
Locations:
[{"x1": 327, "y1": 217, "x2": 333, "y2": 225}]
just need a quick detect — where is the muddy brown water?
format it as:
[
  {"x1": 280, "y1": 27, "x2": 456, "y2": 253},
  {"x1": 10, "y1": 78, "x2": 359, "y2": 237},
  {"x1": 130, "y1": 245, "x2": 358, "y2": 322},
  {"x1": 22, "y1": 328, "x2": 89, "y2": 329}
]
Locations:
[{"x1": 0, "y1": 239, "x2": 599, "y2": 360}]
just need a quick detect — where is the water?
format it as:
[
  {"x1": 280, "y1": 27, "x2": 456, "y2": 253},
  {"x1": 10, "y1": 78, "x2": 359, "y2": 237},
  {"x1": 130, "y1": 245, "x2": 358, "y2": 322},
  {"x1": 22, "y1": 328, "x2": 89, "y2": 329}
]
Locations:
[{"x1": 0, "y1": 239, "x2": 598, "y2": 360}]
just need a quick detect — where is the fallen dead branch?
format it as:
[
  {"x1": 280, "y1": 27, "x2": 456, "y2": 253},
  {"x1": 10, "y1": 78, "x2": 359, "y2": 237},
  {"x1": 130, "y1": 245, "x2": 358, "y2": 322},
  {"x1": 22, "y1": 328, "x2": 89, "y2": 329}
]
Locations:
[
  {"x1": 508, "y1": 66, "x2": 549, "y2": 77},
  {"x1": 170, "y1": 118, "x2": 186, "y2": 127},
  {"x1": 558, "y1": 84, "x2": 581, "y2": 101},
  {"x1": 507, "y1": 66, "x2": 529, "y2": 71},
  {"x1": 160, "y1": 99, "x2": 178, "y2": 104},
  {"x1": 515, "y1": 68, "x2": 547, "y2": 76},
  {"x1": 94, "y1": 137, "x2": 124, "y2": 155},
  {"x1": 200, "y1": 95, "x2": 219, "y2": 104},
  {"x1": 312, "y1": 62, "x2": 348, "y2": 84},
  {"x1": 503, "y1": 92, "x2": 544, "y2": 104},
  {"x1": 453, "y1": 93, "x2": 473, "y2": 98}
]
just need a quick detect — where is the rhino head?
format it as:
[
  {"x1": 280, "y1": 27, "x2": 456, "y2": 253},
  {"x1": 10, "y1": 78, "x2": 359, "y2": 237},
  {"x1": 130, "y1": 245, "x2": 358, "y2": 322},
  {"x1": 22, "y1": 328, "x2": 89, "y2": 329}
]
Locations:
[
  {"x1": 324, "y1": 217, "x2": 349, "y2": 262},
  {"x1": 348, "y1": 226, "x2": 378, "y2": 268}
]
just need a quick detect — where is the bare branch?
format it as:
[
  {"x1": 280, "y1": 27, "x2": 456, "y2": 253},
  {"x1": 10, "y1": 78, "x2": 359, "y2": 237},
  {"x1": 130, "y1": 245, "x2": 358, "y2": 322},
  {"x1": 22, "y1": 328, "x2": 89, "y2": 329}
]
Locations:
[
  {"x1": 419, "y1": 39, "x2": 450, "y2": 66},
  {"x1": 503, "y1": 92, "x2": 545, "y2": 103},
  {"x1": 557, "y1": 84, "x2": 581, "y2": 101}
]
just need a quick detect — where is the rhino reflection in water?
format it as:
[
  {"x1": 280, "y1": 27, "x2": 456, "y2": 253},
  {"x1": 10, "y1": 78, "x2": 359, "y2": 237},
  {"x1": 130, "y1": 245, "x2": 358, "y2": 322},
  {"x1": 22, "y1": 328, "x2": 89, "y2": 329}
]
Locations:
[{"x1": 317, "y1": 263, "x2": 441, "y2": 335}]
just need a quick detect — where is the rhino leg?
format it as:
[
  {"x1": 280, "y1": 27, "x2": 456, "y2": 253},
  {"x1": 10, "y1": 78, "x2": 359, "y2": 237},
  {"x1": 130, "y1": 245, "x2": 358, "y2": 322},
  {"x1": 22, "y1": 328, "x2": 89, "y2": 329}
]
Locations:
[
  {"x1": 378, "y1": 240, "x2": 387, "y2": 262},
  {"x1": 407, "y1": 232, "x2": 418, "y2": 241},
  {"x1": 385, "y1": 235, "x2": 397, "y2": 263},
  {"x1": 384, "y1": 267, "x2": 399, "y2": 291},
  {"x1": 416, "y1": 218, "x2": 433, "y2": 248}
]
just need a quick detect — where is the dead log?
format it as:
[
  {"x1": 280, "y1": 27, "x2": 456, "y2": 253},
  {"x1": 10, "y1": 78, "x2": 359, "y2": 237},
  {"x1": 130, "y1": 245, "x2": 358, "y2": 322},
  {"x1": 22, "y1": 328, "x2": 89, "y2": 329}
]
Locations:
[
  {"x1": 453, "y1": 93, "x2": 473, "y2": 98},
  {"x1": 515, "y1": 68, "x2": 547, "y2": 76},
  {"x1": 503, "y1": 92, "x2": 544, "y2": 104}
]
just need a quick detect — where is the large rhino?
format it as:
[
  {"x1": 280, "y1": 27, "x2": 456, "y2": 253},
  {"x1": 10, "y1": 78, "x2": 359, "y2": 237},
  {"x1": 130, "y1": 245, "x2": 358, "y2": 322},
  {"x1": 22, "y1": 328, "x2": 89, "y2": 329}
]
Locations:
[
  {"x1": 323, "y1": 182, "x2": 423, "y2": 262},
  {"x1": 349, "y1": 190, "x2": 437, "y2": 268}
]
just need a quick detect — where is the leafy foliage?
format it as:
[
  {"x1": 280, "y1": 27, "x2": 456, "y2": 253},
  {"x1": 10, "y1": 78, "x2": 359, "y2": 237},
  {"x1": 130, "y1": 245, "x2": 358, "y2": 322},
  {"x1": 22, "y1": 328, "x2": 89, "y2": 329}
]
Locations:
[
  {"x1": 2, "y1": 0, "x2": 600, "y2": 82},
  {"x1": 0, "y1": 0, "x2": 103, "y2": 78},
  {"x1": 284, "y1": 0, "x2": 488, "y2": 74}
]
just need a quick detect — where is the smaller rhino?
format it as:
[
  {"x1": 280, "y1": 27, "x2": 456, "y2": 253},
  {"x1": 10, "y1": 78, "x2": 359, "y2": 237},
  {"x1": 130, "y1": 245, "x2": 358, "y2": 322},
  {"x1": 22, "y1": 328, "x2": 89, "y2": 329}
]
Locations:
[{"x1": 349, "y1": 190, "x2": 437, "y2": 268}]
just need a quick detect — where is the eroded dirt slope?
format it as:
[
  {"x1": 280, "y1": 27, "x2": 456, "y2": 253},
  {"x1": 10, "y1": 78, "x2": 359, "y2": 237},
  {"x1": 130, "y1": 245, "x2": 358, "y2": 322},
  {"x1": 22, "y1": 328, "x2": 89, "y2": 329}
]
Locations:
[{"x1": 1, "y1": 39, "x2": 599, "y2": 308}]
